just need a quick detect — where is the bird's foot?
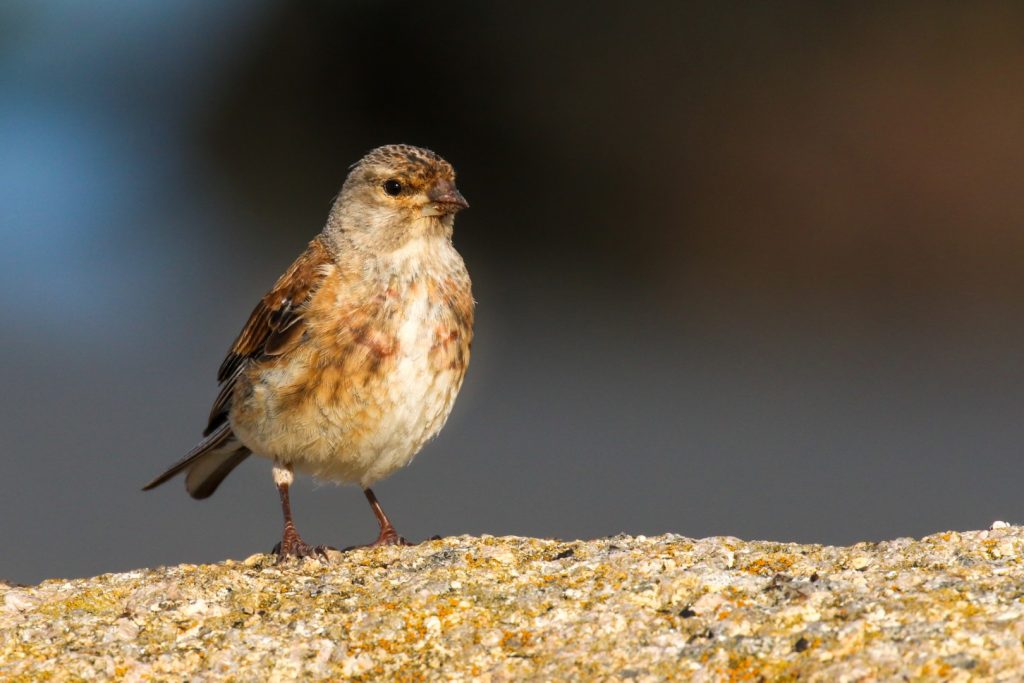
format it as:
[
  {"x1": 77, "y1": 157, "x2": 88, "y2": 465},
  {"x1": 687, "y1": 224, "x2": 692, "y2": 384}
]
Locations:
[
  {"x1": 372, "y1": 525, "x2": 411, "y2": 547},
  {"x1": 342, "y1": 525, "x2": 417, "y2": 551},
  {"x1": 272, "y1": 530, "x2": 333, "y2": 563}
]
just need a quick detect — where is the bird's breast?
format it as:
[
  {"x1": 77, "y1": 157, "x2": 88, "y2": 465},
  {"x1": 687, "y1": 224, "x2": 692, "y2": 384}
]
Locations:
[{"x1": 231, "y1": 244, "x2": 473, "y2": 486}]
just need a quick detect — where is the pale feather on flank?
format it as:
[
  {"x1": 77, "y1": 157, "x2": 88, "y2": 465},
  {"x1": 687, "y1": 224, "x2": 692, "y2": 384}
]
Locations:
[{"x1": 272, "y1": 464, "x2": 294, "y2": 487}]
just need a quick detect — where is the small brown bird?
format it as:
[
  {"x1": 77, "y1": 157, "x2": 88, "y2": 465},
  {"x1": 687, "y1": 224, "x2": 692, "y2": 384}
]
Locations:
[{"x1": 144, "y1": 144, "x2": 474, "y2": 559}]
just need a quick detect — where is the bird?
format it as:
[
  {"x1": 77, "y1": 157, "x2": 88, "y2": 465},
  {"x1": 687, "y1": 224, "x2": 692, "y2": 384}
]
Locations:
[{"x1": 143, "y1": 144, "x2": 474, "y2": 559}]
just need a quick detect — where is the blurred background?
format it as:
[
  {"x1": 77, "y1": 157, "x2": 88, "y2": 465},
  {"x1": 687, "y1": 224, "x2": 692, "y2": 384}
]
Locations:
[{"x1": 2, "y1": 1, "x2": 1023, "y2": 584}]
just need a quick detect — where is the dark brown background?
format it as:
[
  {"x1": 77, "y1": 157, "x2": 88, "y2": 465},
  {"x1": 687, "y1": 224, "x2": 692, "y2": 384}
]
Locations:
[{"x1": 2, "y1": 1, "x2": 1023, "y2": 583}]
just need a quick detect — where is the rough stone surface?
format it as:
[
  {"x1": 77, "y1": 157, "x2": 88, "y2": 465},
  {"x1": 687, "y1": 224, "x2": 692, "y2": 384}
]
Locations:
[{"x1": 3, "y1": 528, "x2": 1024, "y2": 681}]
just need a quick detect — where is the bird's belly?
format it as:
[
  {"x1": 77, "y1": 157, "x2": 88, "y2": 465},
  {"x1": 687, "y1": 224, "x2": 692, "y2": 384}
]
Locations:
[
  {"x1": 338, "y1": 353, "x2": 463, "y2": 485},
  {"x1": 230, "y1": 288, "x2": 467, "y2": 487}
]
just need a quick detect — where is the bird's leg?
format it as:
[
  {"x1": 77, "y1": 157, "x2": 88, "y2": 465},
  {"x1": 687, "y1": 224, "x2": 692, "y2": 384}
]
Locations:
[
  {"x1": 271, "y1": 463, "x2": 328, "y2": 561},
  {"x1": 363, "y1": 488, "x2": 411, "y2": 547}
]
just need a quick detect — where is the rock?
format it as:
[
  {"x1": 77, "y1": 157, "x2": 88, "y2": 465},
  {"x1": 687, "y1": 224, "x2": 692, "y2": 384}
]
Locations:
[
  {"x1": 3, "y1": 591, "x2": 39, "y2": 612},
  {"x1": 2, "y1": 530, "x2": 1024, "y2": 679}
]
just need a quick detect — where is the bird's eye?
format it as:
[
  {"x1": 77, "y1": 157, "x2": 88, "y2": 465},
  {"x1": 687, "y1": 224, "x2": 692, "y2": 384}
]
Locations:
[{"x1": 382, "y1": 179, "x2": 402, "y2": 197}]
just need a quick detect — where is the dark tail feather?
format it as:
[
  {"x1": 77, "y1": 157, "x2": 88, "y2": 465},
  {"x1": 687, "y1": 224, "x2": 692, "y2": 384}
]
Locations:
[
  {"x1": 185, "y1": 448, "x2": 251, "y2": 499},
  {"x1": 142, "y1": 423, "x2": 251, "y2": 498}
]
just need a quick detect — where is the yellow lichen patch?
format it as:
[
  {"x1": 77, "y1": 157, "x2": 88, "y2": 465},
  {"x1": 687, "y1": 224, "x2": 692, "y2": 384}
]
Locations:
[
  {"x1": 38, "y1": 584, "x2": 125, "y2": 618},
  {"x1": 499, "y1": 629, "x2": 533, "y2": 650},
  {"x1": 741, "y1": 553, "x2": 796, "y2": 576}
]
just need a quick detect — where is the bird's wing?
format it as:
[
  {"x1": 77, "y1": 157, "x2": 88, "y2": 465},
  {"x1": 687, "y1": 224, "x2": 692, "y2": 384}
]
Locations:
[{"x1": 205, "y1": 235, "x2": 333, "y2": 434}]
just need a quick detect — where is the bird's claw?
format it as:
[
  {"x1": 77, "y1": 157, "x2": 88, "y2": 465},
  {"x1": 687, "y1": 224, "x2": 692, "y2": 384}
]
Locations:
[
  {"x1": 340, "y1": 525, "x2": 416, "y2": 551},
  {"x1": 272, "y1": 535, "x2": 334, "y2": 563}
]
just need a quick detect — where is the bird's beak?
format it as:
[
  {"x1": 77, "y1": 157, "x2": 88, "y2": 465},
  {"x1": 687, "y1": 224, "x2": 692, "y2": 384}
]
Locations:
[{"x1": 422, "y1": 179, "x2": 469, "y2": 216}]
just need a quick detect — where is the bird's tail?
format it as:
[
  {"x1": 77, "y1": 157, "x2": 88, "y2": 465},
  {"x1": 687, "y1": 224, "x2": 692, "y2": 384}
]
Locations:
[{"x1": 142, "y1": 422, "x2": 251, "y2": 499}]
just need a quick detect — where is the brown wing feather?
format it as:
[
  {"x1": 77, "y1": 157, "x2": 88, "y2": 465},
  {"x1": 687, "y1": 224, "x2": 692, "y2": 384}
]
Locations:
[{"x1": 205, "y1": 236, "x2": 333, "y2": 434}]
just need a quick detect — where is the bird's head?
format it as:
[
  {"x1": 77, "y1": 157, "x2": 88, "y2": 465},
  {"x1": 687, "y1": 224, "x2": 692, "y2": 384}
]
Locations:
[{"x1": 327, "y1": 144, "x2": 468, "y2": 251}]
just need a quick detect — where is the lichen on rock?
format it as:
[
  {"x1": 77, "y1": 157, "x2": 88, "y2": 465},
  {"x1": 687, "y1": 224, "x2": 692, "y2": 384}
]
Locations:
[{"x1": 2, "y1": 528, "x2": 1024, "y2": 681}]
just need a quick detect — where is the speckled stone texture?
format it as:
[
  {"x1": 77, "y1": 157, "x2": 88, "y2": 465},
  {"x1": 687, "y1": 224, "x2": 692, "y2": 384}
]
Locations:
[{"x1": 3, "y1": 528, "x2": 1024, "y2": 681}]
